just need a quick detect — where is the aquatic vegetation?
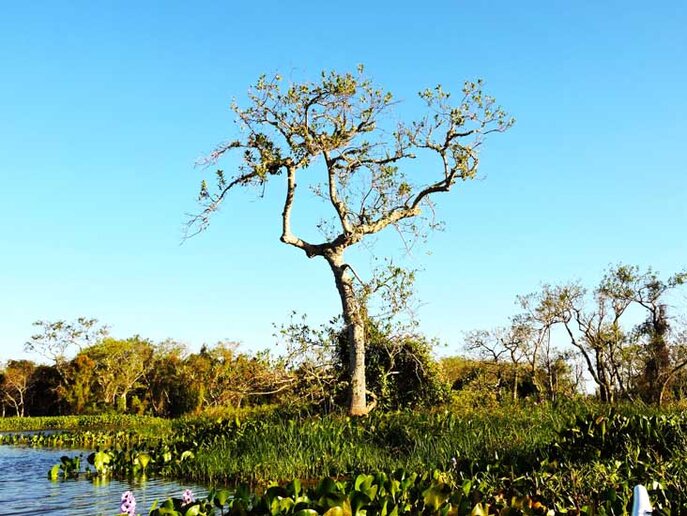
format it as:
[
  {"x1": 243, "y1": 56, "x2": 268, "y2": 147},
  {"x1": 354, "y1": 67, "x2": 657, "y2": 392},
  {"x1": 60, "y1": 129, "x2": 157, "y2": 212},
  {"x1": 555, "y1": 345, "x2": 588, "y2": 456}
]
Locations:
[
  {"x1": 48, "y1": 454, "x2": 83, "y2": 480},
  {"x1": 17, "y1": 402, "x2": 687, "y2": 512},
  {"x1": 119, "y1": 489, "x2": 216, "y2": 516},
  {"x1": 0, "y1": 414, "x2": 171, "y2": 434},
  {"x1": 114, "y1": 472, "x2": 646, "y2": 515}
]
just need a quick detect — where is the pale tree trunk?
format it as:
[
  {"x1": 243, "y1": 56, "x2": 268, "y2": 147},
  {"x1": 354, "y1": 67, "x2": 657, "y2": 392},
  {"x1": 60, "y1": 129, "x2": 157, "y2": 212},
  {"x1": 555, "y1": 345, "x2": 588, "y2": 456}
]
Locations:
[
  {"x1": 512, "y1": 369, "x2": 518, "y2": 402},
  {"x1": 10, "y1": 397, "x2": 20, "y2": 416},
  {"x1": 326, "y1": 251, "x2": 368, "y2": 416}
]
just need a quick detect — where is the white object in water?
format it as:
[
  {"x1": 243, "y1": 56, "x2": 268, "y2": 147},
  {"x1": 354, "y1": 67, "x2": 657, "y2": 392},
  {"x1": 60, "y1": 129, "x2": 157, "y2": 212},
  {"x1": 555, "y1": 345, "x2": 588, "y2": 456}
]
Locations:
[{"x1": 631, "y1": 484, "x2": 652, "y2": 515}]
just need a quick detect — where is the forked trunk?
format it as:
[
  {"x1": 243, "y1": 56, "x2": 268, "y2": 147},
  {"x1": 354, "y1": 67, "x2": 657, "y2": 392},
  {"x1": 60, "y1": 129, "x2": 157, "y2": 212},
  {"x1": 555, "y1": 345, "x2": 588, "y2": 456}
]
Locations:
[{"x1": 326, "y1": 251, "x2": 368, "y2": 416}]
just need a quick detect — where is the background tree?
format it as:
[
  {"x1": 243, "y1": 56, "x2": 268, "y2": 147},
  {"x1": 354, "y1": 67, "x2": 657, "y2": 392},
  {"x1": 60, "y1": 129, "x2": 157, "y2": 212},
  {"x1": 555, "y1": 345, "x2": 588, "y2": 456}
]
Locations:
[
  {"x1": 79, "y1": 336, "x2": 154, "y2": 412},
  {"x1": 0, "y1": 360, "x2": 36, "y2": 416},
  {"x1": 464, "y1": 323, "x2": 529, "y2": 401},
  {"x1": 662, "y1": 320, "x2": 687, "y2": 402},
  {"x1": 143, "y1": 340, "x2": 198, "y2": 417},
  {"x1": 60, "y1": 354, "x2": 97, "y2": 414},
  {"x1": 519, "y1": 265, "x2": 685, "y2": 404},
  {"x1": 182, "y1": 342, "x2": 291, "y2": 412},
  {"x1": 516, "y1": 295, "x2": 581, "y2": 402},
  {"x1": 25, "y1": 365, "x2": 61, "y2": 416},
  {"x1": 599, "y1": 265, "x2": 687, "y2": 404},
  {"x1": 523, "y1": 282, "x2": 628, "y2": 403},
  {"x1": 189, "y1": 67, "x2": 513, "y2": 415},
  {"x1": 276, "y1": 313, "x2": 342, "y2": 412},
  {"x1": 25, "y1": 318, "x2": 108, "y2": 384}
]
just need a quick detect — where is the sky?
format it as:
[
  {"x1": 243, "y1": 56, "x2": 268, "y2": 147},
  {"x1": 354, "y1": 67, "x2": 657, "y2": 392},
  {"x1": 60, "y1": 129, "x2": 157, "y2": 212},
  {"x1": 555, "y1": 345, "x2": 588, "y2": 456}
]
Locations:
[{"x1": 1, "y1": 0, "x2": 685, "y2": 363}]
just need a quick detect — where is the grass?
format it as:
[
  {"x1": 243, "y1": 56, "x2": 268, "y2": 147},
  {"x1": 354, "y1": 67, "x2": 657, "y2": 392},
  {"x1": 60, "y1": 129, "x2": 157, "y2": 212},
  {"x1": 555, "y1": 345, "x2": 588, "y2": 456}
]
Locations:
[
  {"x1": 180, "y1": 399, "x2": 593, "y2": 485},
  {"x1": 0, "y1": 400, "x2": 593, "y2": 485}
]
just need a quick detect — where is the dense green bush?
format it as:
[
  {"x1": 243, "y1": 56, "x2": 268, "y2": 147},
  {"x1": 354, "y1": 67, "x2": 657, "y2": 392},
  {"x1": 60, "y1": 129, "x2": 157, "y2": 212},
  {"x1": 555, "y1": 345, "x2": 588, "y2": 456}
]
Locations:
[{"x1": 335, "y1": 321, "x2": 451, "y2": 411}]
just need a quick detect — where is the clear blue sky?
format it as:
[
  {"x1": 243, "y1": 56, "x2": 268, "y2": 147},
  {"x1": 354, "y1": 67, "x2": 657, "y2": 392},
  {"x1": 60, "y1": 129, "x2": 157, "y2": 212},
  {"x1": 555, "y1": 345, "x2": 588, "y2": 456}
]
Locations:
[{"x1": 1, "y1": 1, "x2": 685, "y2": 362}]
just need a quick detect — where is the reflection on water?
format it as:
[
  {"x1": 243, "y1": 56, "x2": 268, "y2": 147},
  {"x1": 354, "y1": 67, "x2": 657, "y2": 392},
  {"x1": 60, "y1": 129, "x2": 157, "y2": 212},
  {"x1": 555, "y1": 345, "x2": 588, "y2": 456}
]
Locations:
[{"x1": 0, "y1": 445, "x2": 207, "y2": 515}]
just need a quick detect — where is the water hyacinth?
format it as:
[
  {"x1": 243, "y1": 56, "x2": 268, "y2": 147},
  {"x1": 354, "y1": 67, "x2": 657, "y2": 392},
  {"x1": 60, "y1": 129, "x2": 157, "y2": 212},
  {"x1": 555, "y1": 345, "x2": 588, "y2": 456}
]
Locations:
[
  {"x1": 181, "y1": 488, "x2": 195, "y2": 506},
  {"x1": 120, "y1": 490, "x2": 136, "y2": 516}
]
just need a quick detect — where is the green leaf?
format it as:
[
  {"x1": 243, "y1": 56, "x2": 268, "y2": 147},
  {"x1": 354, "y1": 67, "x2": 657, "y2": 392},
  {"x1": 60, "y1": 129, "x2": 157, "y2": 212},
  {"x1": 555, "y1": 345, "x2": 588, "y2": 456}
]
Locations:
[
  {"x1": 462, "y1": 479, "x2": 472, "y2": 497},
  {"x1": 471, "y1": 503, "x2": 489, "y2": 516},
  {"x1": 423, "y1": 486, "x2": 448, "y2": 510},
  {"x1": 48, "y1": 464, "x2": 60, "y2": 480},
  {"x1": 354, "y1": 474, "x2": 374, "y2": 492},
  {"x1": 214, "y1": 489, "x2": 231, "y2": 507},
  {"x1": 183, "y1": 504, "x2": 201, "y2": 516},
  {"x1": 316, "y1": 477, "x2": 339, "y2": 497},
  {"x1": 349, "y1": 491, "x2": 371, "y2": 514},
  {"x1": 291, "y1": 478, "x2": 302, "y2": 498},
  {"x1": 136, "y1": 452, "x2": 151, "y2": 470}
]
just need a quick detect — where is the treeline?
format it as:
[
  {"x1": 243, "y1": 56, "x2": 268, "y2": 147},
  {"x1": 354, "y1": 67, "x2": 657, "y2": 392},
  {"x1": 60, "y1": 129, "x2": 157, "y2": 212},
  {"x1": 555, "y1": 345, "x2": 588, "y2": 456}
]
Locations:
[
  {"x1": 1, "y1": 337, "x2": 294, "y2": 418},
  {"x1": 1, "y1": 263, "x2": 685, "y2": 418},
  {"x1": 457, "y1": 264, "x2": 687, "y2": 406},
  {"x1": 0, "y1": 316, "x2": 451, "y2": 417}
]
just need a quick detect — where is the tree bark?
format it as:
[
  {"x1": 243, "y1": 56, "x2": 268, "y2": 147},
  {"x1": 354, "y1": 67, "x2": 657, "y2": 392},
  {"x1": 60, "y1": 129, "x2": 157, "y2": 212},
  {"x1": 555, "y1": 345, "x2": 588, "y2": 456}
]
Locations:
[
  {"x1": 326, "y1": 251, "x2": 368, "y2": 416},
  {"x1": 512, "y1": 368, "x2": 518, "y2": 402}
]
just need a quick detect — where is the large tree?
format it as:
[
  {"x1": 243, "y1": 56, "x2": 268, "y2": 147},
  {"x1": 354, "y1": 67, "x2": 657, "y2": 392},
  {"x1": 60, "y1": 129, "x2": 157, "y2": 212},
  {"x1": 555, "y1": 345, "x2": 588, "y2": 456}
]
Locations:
[{"x1": 189, "y1": 68, "x2": 512, "y2": 415}]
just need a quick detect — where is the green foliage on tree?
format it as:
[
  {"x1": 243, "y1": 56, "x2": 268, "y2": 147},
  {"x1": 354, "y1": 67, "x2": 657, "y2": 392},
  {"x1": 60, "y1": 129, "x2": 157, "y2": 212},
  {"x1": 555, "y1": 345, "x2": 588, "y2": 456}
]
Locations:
[{"x1": 335, "y1": 320, "x2": 450, "y2": 410}]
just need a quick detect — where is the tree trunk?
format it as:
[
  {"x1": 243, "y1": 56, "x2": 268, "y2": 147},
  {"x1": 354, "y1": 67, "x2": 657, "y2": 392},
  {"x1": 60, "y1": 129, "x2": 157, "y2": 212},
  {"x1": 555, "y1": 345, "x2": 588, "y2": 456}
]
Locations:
[
  {"x1": 326, "y1": 251, "x2": 368, "y2": 416},
  {"x1": 117, "y1": 392, "x2": 127, "y2": 413},
  {"x1": 595, "y1": 349, "x2": 614, "y2": 404},
  {"x1": 512, "y1": 368, "x2": 518, "y2": 402},
  {"x1": 659, "y1": 378, "x2": 669, "y2": 407}
]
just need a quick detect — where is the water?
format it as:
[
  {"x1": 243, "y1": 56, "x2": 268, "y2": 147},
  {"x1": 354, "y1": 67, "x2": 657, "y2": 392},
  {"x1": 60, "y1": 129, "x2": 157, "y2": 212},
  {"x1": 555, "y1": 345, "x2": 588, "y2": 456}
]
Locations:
[{"x1": 0, "y1": 446, "x2": 208, "y2": 515}]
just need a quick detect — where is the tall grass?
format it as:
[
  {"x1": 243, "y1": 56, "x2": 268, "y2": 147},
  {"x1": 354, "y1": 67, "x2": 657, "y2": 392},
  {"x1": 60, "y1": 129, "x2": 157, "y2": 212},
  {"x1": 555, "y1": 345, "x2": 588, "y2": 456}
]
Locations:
[{"x1": 182, "y1": 399, "x2": 593, "y2": 485}]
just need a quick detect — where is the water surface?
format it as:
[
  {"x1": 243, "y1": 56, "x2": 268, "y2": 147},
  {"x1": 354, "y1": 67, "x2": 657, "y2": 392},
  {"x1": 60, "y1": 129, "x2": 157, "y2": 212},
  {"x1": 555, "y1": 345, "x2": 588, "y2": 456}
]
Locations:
[{"x1": 0, "y1": 445, "x2": 207, "y2": 515}]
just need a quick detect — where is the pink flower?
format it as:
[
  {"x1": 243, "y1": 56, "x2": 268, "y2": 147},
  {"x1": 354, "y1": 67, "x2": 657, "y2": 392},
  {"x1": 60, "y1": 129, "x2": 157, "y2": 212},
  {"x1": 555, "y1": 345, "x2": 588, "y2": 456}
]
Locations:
[
  {"x1": 182, "y1": 489, "x2": 195, "y2": 506},
  {"x1": 120, "y1": 491, "x2": 136, "y2": 516}
]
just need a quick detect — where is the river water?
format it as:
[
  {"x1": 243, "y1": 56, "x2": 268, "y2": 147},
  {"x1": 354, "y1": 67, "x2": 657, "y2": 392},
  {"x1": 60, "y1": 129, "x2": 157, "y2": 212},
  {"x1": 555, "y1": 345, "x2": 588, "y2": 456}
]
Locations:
[{"x1": 0, "y1": 445, "x2": 207, "y2": 515}]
